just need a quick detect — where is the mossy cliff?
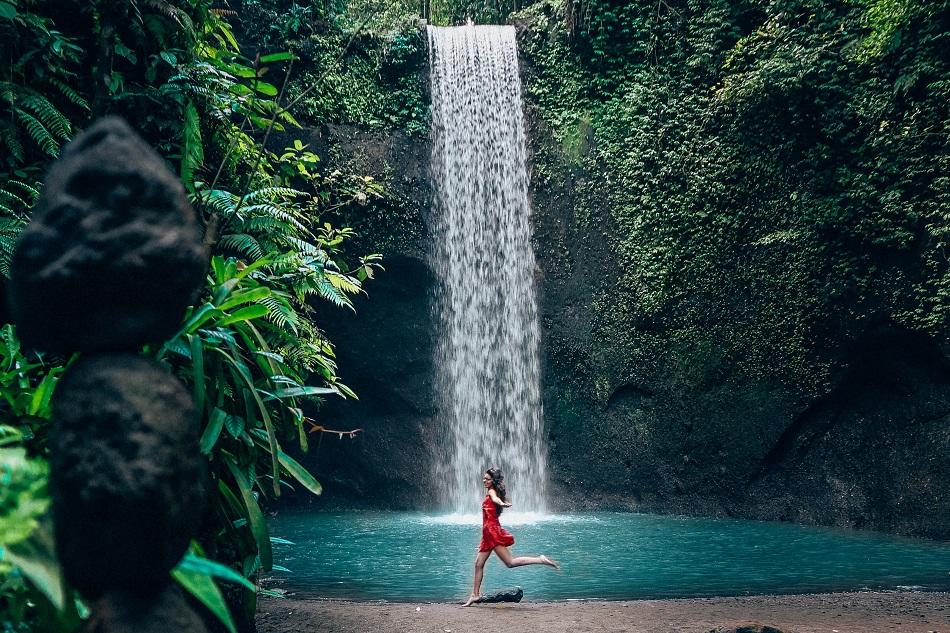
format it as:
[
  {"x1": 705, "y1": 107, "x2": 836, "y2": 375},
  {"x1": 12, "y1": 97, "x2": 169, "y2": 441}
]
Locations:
[
  {"x1": 517, "y1": 0, "x2": 949, "y2": 538},
  {"x1": 279, "y1": 2, "x2": 949, "y2": 539}
]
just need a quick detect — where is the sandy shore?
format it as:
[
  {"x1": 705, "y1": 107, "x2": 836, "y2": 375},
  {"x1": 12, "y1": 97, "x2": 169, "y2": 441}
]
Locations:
[{"x1": 256, "y1": 591, "x2": 949, "y2": 633}]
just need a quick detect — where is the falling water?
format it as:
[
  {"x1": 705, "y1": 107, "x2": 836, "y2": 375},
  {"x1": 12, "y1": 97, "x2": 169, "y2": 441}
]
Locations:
[{"x1": 428, "y1": 24, "x2": 547, "y2": 514}]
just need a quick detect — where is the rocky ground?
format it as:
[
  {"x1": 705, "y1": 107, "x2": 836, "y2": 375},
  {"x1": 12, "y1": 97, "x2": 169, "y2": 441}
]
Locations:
[{"x1": 256, "y1": 590, "x2": 949, "y2": 633}]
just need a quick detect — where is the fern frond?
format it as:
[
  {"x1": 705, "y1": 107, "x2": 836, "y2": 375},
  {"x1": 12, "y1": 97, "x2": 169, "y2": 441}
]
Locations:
[
  {"x1": 0, "y1": 190, "x2": 29, "y2": 209},
  {"x1": 315, "y1": 276, "x2": 353, "y2": 310},
  {"x1": 141, "y1": 0, "x2": 196, "y2": 43},
  {"x1": 181, "y1": 100, "x2": 204, "y2": 188},
  {"x1": 20, "y1": 94, "x2": 72, "y2": 139},
  {"x1": 195, "y1": 188, "x2": 238, "y2": 216},
  {"x1": 325, "y1": 270, "x2": 363, "y2": 296},
  {"x1": 243, "y1": 203, "x2": 310, "y2": 234},
  {"x1": 269, "y1": 251, "x2": 304, "y2": 270},
  {"x1": 285, "y1": 236, "x2": 324, "y2": 257},
  {"x1": 49, "y1": 79, "x2": 90, "y2": 110},
  {"x1": 0, "y1": 125, "x2": 25, "y2": 163},
  {"x1": 0, "y1": 84, "x2": 16, "y2": 105},
  {"x1": 0, "y1": 217, "x2": 26, "y2": 277},
  {"x1": 244, "y1": 216, "x2": 294, "y2": 236},
  {"x1": 5, "y1": 180, "x2": 40, "y2": 201},
  {"x1": 243, "y1": 187, "x2": 304, "y2": 204},
  {"x1": 218, "y1": 233, "x2": 264, "y2": 259},
  {"x1": 261, "y1": 294, "x2": 299, "y2": 333},
  {"x1": 14, "y1": 110, "x2": 59, "y2": 155}
]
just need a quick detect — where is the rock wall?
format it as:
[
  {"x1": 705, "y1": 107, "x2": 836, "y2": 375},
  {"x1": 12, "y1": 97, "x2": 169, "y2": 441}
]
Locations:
[
  {"x1": 280, "y1": 124, "x2": 441, "y2": 509},
  {"x1": 286, "y1": 22, "x2": 949, "y2": 540},
  {"x1": 527, "y1": 94, "x2": 950, "y2": 536}
]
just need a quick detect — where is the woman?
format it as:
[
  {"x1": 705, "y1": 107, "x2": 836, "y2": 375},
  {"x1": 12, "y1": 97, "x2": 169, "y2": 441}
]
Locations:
[{"x1": 462, "y1": 467, "x2": 559, "y2": 606}]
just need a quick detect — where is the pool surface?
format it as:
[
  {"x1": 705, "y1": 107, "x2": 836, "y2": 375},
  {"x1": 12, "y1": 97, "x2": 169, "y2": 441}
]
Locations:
[{"x1": 265, "y1": 511, "x2": 950, "y2": 601}]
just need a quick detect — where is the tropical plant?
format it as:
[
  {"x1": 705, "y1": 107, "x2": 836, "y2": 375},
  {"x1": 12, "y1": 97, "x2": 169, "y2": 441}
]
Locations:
[{"x1": 0, "y1": 1, "x2": 391, "y2": 630}]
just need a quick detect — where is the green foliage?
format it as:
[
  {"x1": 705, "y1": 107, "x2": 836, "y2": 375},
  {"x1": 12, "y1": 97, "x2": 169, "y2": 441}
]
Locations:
[
  {"x1": 518, "y1": 0, "x2": 950, "y2": 397},
  {"x1": 0, "y1": 5, "x2": 86, "y2": 171},
  {"x1": 0, "y1": 1, "x2": 389, "y2": 631},
  {"x1": 0, "y1": 326, "x2": 79, "y2": 633},
  {"x1": 281, "y1": 24, "x2": 428, "y2": 135}
]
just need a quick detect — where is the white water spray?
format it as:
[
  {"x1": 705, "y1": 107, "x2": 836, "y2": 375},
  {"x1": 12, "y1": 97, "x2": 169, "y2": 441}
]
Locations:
[{"x1": 427, "y1": 24, "x2": 547, "y2": 514}]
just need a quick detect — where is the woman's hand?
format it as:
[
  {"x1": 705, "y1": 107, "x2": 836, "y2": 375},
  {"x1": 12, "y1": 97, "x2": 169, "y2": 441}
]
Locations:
[{"x1": 502, "y1": 502, "x2": 512, "y2": 508}]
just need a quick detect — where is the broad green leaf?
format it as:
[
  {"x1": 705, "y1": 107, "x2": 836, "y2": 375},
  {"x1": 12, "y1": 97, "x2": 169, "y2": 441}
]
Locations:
[
  {"x1": 277, "y1": 450, "x2": 321, "y2": 496},
  {"x1": 216, "y1": 348, "x2": 280, "y2": 495},
  {"x1": 175, "y1": 553, "x2": 255, "y2": 591},
  {"x1": 218, "y1": 287, "x2": 271, "y2": 311},
  {"x1": 189, "y1": 334, "x2": 205, "y2": 415},
  {"x1": 216, "y1": 305, "x2": 269, "y2": 327},
  {"x1": 28, "y1": 370, "x2": 59, "y2": 417},
  {"x1": 181, "y1": 100, "x2": 204, "y2": 193},
  {"x1": 4, "y1": 525, "x2": 65, "y2": 610},
  {"x1": 0, "y1": 2, "x2": 16, "y2": 20},
  {"x1": 211, "y1": 255, "x2": 228, "y2": 282},
  {"x1": 213, "y1": 278, "x2": 240, "y2": 304},
  {"x1": 225, "y1": 414, "x2": 245, "y2": 439},
  {"x1": 252, "y1": 81, "x2": 278, "y2": 96},
  {"x1": 199, "y1": 408, "x2": 226, "y2": 454},
  {"x1": 224, "y1": 457, "x2": 272, "y2": 571},
  {"x1": 259, "y1": 52, "x2": 296, "y2": 63},
  {"x1": 172, "y1": 566, "x2": 237, "y2": 633},
  {"x1": 182, "y1": 303, "x2": 222, "y2": 334},
  {"x1": 236, "y1": 255, "x2": 273, "y2": 279},
  {"x1": 263, "y1": 386, "x2": 336, "y2": 401},
  {"x1": 0, "y1": 425, "x2": 24, "y2": 447}
]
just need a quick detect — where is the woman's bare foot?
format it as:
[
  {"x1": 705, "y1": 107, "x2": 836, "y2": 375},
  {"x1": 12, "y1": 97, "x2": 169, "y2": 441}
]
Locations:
[
  {"x1": 540, "y1": 555, "x2": 560, "y2": 570},
  {"x1": 461, "y1": 594, "x2": 479, "y2": 607}
]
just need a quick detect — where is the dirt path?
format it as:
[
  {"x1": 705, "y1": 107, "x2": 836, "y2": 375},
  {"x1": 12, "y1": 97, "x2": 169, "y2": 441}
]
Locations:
[{"x1": 256, "y1": 591, "x2": 949, "y2": 633}]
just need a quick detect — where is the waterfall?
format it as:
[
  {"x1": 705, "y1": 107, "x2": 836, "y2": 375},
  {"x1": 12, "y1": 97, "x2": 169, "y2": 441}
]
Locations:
[{"x1": 427, "y1": 24, "x2": 547, "y2": 514}]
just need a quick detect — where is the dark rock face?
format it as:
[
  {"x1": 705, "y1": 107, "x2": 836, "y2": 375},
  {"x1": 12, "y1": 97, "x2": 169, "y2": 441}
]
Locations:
[
  {"x1": 743, "y1": 330, "x2": 950, "y2": 536},
  {"x1": 272, "y1": 124, "x2": 439, "y2": 509},
  {"x1": 302, "y1": 254, "x2": 439, "y2": 509},
  {"x1": 521, "y1": 90, "x2": 950, "y2": 537},
  {"x1": 88, "y1": 584, "x2": 209, "y2": 633},
  {"x1": 50, "y1": 355, "x2": 204, "y2": 597},
  {"x1": 8, "y1": 116, "x2": 207, "y2": 354},
  {"x1": 283, "y1": 113, "x2": 949, "y2": 538},
  {"x1": 473, "y1": 586, "x2": 523, "y2": 603}
]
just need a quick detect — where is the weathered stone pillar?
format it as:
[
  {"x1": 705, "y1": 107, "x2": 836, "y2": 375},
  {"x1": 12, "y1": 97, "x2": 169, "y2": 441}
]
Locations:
[{"x1": 9, "y1": 117, "x2": 209, "y2": 632}]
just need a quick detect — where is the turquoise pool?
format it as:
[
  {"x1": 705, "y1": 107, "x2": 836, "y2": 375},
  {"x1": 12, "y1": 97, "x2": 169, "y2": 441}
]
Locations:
[{"x1": 265, "y1": 511, "x2": 950, "y2": 602}]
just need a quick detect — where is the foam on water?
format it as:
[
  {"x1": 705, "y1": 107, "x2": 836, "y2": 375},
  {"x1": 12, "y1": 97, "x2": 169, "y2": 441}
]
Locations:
[
  {"x1": 427, "y1": 24, "x2": 547, "y2": 515},
  {"x1": 418, "y1": 512, "x2": 597, "y2": 526}
]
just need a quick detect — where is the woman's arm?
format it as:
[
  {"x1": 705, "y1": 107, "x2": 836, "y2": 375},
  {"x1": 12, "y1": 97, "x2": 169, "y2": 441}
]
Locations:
[{"x1": 488, "y1": 489, "x2": 512, "y2": 507}]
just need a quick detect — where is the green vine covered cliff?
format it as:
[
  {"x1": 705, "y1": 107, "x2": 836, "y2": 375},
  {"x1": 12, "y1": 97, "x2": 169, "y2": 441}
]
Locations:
[{"x1": 517, "y1": 0, "x2": 949, "y2": 536}]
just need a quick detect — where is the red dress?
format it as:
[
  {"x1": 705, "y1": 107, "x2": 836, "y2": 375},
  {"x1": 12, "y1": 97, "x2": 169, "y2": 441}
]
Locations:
[{"x1": 478, "y1": 494, "x2": 515, "y2": 552}]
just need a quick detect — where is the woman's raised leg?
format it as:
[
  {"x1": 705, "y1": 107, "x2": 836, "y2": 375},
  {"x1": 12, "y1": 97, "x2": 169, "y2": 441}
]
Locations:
[
  {"x1": 493, "y1": 546, "x2": 559, "y2": 569},
  {"x1": 462, "y1": 551, "x2": 491, "y2": 606}
]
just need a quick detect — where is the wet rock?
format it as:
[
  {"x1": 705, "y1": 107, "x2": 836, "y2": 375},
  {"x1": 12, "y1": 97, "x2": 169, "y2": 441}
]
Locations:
[
  {"x1": 473, "y1": 586, "x2": 523, "y2": 603},
  {"x1": 707, "y1": 625, "x2": 792, "y2": 633},
  {"x1": 87, "y1": 583, "x2": 209, "y2": 633},
  {"x1": 50, "y1": 354, "x2": 204, "y2": 597},
  {"x1": 8, "y1": 116, "x2": 206, "y2": 354}
]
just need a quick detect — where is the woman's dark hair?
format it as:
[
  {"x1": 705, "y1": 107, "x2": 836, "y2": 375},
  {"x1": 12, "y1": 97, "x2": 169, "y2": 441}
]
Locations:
[{"x1": 485, "y1": 467, "x2": 507, "y2": 515}]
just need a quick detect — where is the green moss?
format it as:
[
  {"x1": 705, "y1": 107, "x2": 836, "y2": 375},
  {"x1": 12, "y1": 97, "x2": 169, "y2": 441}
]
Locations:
[
  {"x1": 518, "y1": 0, "x2": 950, "y2": 400},
  {"x1": 286, "y1": 22, "x2": 429, "y2": 136}
]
